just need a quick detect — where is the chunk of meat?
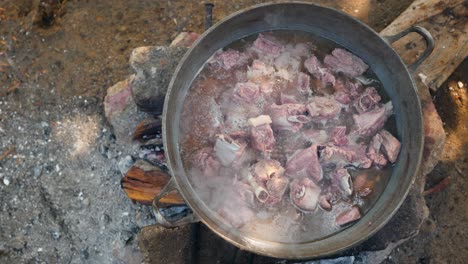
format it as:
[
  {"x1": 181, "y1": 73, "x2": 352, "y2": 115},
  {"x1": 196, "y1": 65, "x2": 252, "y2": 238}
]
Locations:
[
  {"x1": 265, "y1": 175, "x2": 289, "y2": 205},
  {"x1": 320, "y1": 143, "x2": 372, "y2": 169},
  {"x1": 267, "y1": 103, "x2": 308, "y2": 132},
  {"x1": 252, "y1": 33, "x2": 283, "y2": 57},
  {"x1": 250, "y1": 159, "x2": 288, "y2": 205},
  {"x1": 367, "y1": 133, "x2": 388, "y2": 167},
  {"x1": 274, "y1": 52, "x2": 301, "y2": 73},
  {"x1": 247, "y1": 60, "x2": 276, "y2": 80},
  {"x1": 290, "y1": 177, "x2": 321, "y2": 213},
  {"x1": 335, "y1": 206, "x2": 361, "y2": 226},
  {"x1": 211, "y1": 49, "x2": 249, "y2": 70},
  {"x1": 379, "y1": 130, "x2": 401, "y2": 163},
  {"x1": 353, "y1": 102, "x2": 393, "y2": 136},
  {"x1": 295, "y1": 72, "x2": 311, "y2": 94},
  {"x1": 355, "y1": 87, "x2": 381, "y2": 113},
  {"x1": 214, "y1": 135, "x2": 247, "y2": 167},
  {"x1": 324, "y1": 48, "x2": 368, "y2": 77},
  {"x1": 280, "y1": 93, "x2": 300, "y2": 104},
  {"x1": 194, "y1": 147, "x2": 221, "y2": 178},
  {"x1": 304, "y1": 55, "x2": 336, "y2": 86},
  {"x1": 306, "y1": 96, "x2": 342, "y2": 122},
  {"x1": 251, "y1": 159, "x2": 285, "y2": 185},
  {"x1": 285, "y1": 144, "x2": 323, "y2": 181},
  {"x1": 332, "y1": 168, "x2": 353, "y2": 196},
  {"x1": 249, "y1": 115, "x2": 276, "y2": 154},
  {"x1": 233, "y1": 82, "x2": 260, "y2": 103},
  {"x1": 330, "y1": 126, "x2": 349, "y2": 146}
]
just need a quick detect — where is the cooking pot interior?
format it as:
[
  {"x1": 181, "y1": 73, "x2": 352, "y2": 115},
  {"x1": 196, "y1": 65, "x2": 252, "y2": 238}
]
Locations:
[{"x1": 163, "y1": 2, "x2": 423, "y2": 258}]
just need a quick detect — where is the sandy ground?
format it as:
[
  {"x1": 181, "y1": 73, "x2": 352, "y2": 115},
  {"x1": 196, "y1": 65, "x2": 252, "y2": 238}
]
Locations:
[{"x1": 0, "y1": 0, "x2": 466, "y2": 263}]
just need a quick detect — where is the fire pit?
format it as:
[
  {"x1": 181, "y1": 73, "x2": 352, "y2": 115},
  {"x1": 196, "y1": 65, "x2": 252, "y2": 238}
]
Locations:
[{"x1": 103, "y1": 0, "x2": 466, "y2": 262}]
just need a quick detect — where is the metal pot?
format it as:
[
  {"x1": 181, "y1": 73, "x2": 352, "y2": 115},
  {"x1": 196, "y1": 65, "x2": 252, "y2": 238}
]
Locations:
[{"x1": 157, "y1": 2, "x2": 433, "y2": 259}]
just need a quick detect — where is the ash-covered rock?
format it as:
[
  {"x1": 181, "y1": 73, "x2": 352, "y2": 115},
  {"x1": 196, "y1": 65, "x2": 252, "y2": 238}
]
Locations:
[{"x1": 129, "y1": 46, "x2": 188, "y2": 115}]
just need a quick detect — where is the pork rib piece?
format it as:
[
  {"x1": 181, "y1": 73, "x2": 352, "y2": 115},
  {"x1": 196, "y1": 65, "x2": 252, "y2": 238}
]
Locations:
[
  {"x1": 210, "y1": 49, "x2": 249, "y2": 70},
  {"x1": 233, "y1": 82, "x2": 260, "y2": 103},
  {"x1": 379, "y1": 129, "x2": 401, "y2": 163},
  {"x1": 353, "y1": 101, "x2": 393, "y2": 136},
  {"x1": 252, "y1": 33, "x2": 284, "y2": 57},
  {"x1": 335, "y1": 206, "x2": 361, "y2": 226},
  {"x1": 367, "y1": 133, "x2": 388, "y2": 168},
  {"x1": 304, "y1": 55, "x2": 336, "y2": 86},
  {"x1": 355, "y1": 87, "x2": 381, "y2": 113},
  {"x1": 285, "y1": 144, "x2": 323, "y2": 181},
  {"x1": 214, "y1": 135, "x2": 247, "y2": 167},
  {"x1": 194, "y1": 147, "x2": 221, "y2": 178},
  {"x1": 324, "y1": 48, "x2": 369, "y2": 77},
  {"x1": 290, "y1": 177, "x2": 321, "y2": 213},
  {"x1": 250, "y1": 159, "x2": 288, "y2": 205},
  {"x1": 267, "y1": 103, "x2": 309, "y2": 132},
  {"x1": 330, "y1": 126, "x2": 349, "y2": 146},
  {"x1": 306, "y1": 96, "x2": 342, "y2": 122},
  {"x1": 248, "y1": 115, "x2": 276, "y2": 154}
]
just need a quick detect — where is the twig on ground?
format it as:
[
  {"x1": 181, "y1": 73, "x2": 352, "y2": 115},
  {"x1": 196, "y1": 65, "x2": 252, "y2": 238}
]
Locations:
[
  {"x1": 0, "y1": 146, "x2": 15, "y2": 162},
  {"x1": 423, "y1": 176, "x2": 451, "y2": 196},
  {"x1": 454, "y1": 164, "x2": 463, "y2": 176}
]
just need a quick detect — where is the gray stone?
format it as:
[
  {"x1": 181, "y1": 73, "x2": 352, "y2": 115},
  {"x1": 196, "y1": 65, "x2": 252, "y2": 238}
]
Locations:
[
  {"x1": 104, "y1": 78, "x2": 148, "y2": 144},
  {"x1": 33, "y1": 166, "x2": 42, "y2": 178},
  {"x1": 118, "y1": 155, "x2": 134, "y2": 175},
  {"x1": 129, "y1": 46, "x2": 187, "y2": 115}
]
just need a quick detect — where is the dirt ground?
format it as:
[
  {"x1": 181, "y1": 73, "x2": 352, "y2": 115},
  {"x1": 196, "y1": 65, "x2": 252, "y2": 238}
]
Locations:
[{"x1": 0, "y1": 0, "x2": 466, "y2": 263}]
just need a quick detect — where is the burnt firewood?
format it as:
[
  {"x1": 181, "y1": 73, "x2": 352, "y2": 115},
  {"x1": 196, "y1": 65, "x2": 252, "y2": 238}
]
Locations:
[
  {"x1": 132, "y1": 117, "x2": 162, "y2": 142},
  {"x1": 121, "y1": 160, "x2": 184, "y2": 205}
]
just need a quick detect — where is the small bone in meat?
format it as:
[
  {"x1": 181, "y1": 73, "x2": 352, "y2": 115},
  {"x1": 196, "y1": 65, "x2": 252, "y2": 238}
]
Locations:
[
  {"x1": 290, "y1": 177, "x2": 321, "y2": 213},
  {"x1": 304, "y1": 55, "x2": 336, "y2": 86},
  {"x1": 324, "y1": 48, "x2": 369, "y2": 77},
  {"x1": 335, "y1": 206, "x2": 361, "y2": 226},
  {"x1": 249, "y1": 118, "x2": 276, "y2": 154},
  {"x1": 285, "y1": 144, "x2": 323, "y2": 181},
  {"x1": 251, "y1": 159, "x2": 285, "y2": 184},
  {"x1": 252, "y1": 33, "x2": 283, "y2": 57},
  {"x1": 250, "y1": 160, "x2": 288, "y2": 205},
  {"x1": 332, "y1": 168, "x2": 353, "y2": 196},
  {"x1": 306, "y1": 96, "x2": 341, "y2": 122},
  {"x1": 242, "y1": 168, "x2": 269, "y2": 203},
  {"x1": 214, "y1": 135, "x2": 246, "y2": 167},
  {"x1": 379, "y1": 129, "x2": 401, "y2": 163},
  {"x1": 233, "y1": 82, "x2": 260, "y2": 103},
  {"x1": 330, "y1": 126, "x2": 349, "y2": 146},
  {"x1": 211, "y1": 49, "x2": 249, "y2": 70},
  {"x1": 194, "y1": 147, "x2": 221, "y2": 178},
  {"x1": 367, "y1": 133, "x2": 388, "y2": 167},
  {"x1": 355, "y1": 87, "x2": 381, "y2": 113},
  {"x1": 353, "y1": 101, "x2": 393, "y2": 136},
  {"x1": 267, "y1": 103, "x2": 308, "y2": 132}
]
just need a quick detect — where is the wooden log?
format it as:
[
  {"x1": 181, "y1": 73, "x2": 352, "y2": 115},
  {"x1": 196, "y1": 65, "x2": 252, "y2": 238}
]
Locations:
[
  {"x1": 132, "y1": 117, "x2": 162, "y2": 142},
  {"x1": 121, "y1": 160, "x2": 184, "y2": 205},
  {"x1": 380, "y1": 0, "x2": 468, "y2": 91}
]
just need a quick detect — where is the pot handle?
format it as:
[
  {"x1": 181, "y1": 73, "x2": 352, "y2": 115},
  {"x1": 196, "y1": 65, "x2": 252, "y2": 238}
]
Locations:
[
  {"x1": 383, "y1": 26, "x2": 434, "y2": 72},
  {"x1": 152, "y1": 178, "x2": 199, "y2": 227}
]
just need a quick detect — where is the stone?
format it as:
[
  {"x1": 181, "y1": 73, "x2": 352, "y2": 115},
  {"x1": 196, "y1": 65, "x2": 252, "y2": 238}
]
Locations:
[
  {"x1": 104, "y1": 78, "x2": 148, "y2": 143},
  {"x1": 129, "y1": 32, "x2": 199, "y2": 115},
  {"x1": 118, "y1": 155, "x2": 135, "y2": 175},
  {"x1": 138, "y1": 224, "x2": 193, "y2": 264},
  {"x1": 129, "y1": 46, "x2": 187, "y2": 115}
]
